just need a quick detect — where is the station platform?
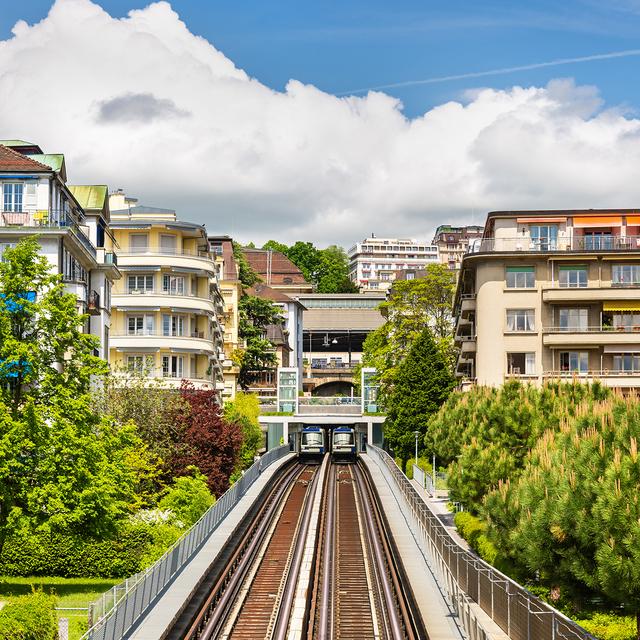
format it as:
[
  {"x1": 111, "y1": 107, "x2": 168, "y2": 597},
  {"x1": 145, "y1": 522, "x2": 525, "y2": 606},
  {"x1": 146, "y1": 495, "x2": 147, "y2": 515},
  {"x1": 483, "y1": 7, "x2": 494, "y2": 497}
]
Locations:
[{"x1": 128, "y1": 453, "x2": 296, "y2": 640}]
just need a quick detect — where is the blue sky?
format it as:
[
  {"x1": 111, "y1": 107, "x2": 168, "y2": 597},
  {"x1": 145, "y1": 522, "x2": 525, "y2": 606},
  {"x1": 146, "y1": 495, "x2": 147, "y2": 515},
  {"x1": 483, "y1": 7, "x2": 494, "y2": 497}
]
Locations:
[{"x1": 3, "y1": 0, "x2": 640, "y2": 117}]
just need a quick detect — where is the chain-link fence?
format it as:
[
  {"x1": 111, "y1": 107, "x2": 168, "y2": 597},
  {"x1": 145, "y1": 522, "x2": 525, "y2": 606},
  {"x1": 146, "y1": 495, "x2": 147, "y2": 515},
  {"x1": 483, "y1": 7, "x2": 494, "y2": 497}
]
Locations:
[
  {"x1": 369, "y1": 445, "x2": 597, "y2": 640},
  {"x1": 81, "y1": 445, "x2": 291, "y2": 640}
]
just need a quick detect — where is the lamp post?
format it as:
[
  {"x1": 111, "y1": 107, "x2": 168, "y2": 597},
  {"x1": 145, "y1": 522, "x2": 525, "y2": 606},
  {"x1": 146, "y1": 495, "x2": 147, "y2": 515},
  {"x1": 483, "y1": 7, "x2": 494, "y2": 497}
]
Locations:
[{"x1": 414, "y1": 430, "x2": 420, "y2": 466}]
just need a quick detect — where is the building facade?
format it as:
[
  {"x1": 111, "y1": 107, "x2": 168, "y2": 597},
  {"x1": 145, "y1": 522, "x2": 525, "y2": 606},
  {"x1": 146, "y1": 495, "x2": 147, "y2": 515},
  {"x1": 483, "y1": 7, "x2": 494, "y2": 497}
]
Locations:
[
  {"x1": 348, "y1": 236, "x2": 439, "y2": 292},
  {"x1": 0, "y1": 141, "x2": 118, "y2": 359},
  {"x1": 431, "y1": 224, "x2": 484, "y2": 270},
  {"x1": 108, "y1": 193, "x2": 225, "y2": 392},
  {"x1": 454, "y1": 209, "x2": 640, "y2": 389}
]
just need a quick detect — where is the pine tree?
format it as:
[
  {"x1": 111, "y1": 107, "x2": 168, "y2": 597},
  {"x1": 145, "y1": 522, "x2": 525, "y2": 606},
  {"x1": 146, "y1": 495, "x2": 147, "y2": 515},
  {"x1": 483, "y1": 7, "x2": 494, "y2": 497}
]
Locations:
[{"x1": 384, "y1": 327, "x2": 454, "y2": 463}]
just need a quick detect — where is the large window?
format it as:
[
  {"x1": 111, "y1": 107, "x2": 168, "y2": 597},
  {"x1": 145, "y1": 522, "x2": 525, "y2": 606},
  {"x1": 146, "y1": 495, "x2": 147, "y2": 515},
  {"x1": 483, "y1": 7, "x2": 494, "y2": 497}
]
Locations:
[
  {"x1": 584, "y1": 232, "x2": 613, "y2": 250},
  {"x1": 128, "y1": 274, "x2": 154, "y2": 293},
  {"x1": 162, "y1": 355, "x2": 183, "y2": 378},
  {"x1": 162, "y1": 314, "x2": 186, "y2": 337},
  {"x1": 127, "y1": 355, "x2": 153, "y2": 373},
  {"x1": 162, "y1": 275, "x2": 185, "y2": 295},
  {"x1": 559, "y1": 351, "x2": 589, "y2": 372},
  {"x1": 613, "y1": 353, "x2": 640, "y2": 372},
  {"x1": 559, "y1": 265, "x2": 587, "y2": 288},
  {"x1": 127, "y1": 314, "x2": 154, "y2": 336},
  {"x1": 612, "y1": 312, "x2": 640, "y2": 330},
  {"x1": 62, "y1": 248, "x2": 87, "y2": 283},
  {"x1": 612, "y1": 265, "x2": 640, "y2": 287},
  {"x1": 160, "y1": 234, "x2": 177, "y2": 254},
  {"x1": 558, "y1": 308, "x2": 589, "y2": 331},
  {"x1": 3, "y1": 183, "x2": 23, "y2": 212},
  {"x1": 506, "y1": 309, "x2": 535, "y2": 332},
  {"x1": 507, "y1": 352, "x2": 535, "y2": 375},
  {"x1": 506, "y1": 266, "x2": 535, "y2": 288},
  {"x1": 530, "y1": 224, "x2": 557, "y2": 251},
  {"x1": 129, "y1": 234, "x2": 148, "y2": 253}
]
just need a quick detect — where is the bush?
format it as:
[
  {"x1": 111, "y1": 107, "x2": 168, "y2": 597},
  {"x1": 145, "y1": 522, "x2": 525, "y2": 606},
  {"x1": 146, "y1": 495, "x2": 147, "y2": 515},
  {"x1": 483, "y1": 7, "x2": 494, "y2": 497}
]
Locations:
[
  {"x1": 158, "y1": 469, "x2": 215, "y2": 528},
  {"x1": 575, "y1": 613, "x2": 636, "y2": 640},
  {"x1": 0, "y1": 528, "x2": 152, "y2": 578},
  {"x1": 0, "y1": 590, "x2": 57, "y2": 640},
  {"x1": 454, "y1": 511, "x2": 484, "y2": 548}
]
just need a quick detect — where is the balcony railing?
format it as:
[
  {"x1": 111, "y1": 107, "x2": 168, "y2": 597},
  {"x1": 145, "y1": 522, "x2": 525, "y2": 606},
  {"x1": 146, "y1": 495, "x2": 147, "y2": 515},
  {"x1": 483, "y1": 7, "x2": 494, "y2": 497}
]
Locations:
[
  {"x1": 543, "y1": 370, "x2": 640, "y2": 378},
  {"x1": 0, "y1": 209, "x2": 96, "y2": 257},
  {"x1": 119, "y1": 247, "x2": 211, "y2": 258},
  {"x1": 111, "y1": 330, "x2": 212, "y2": 340},
  {"x1": 543, "y1": 325, "x2": 640, "y2": 333},
  {"x1": 469, "y1": 236, "x2": 640, "y2": 254}
]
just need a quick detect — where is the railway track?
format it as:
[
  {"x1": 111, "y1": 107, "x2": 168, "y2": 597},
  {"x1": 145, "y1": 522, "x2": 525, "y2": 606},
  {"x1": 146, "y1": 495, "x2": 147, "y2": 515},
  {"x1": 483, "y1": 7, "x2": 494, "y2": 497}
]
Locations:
[{"x1": 172, "y1": 456, "x2": 424, "y2": 640}]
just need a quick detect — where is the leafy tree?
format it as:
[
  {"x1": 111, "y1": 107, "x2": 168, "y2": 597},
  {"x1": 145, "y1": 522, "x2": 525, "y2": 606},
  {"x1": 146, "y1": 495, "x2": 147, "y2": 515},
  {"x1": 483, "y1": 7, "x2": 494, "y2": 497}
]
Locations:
[
  {"x1": 234, "y1": 295, "x2": 282, "y2": 389},
  {"x1": 316, "y1": 245, "x2": 358, "y2": 293},
  {"x1": 158, "y1": 467, "x2": 215, "y2": 527},
  {"x1": 285, "y1": 241, "x2": 321, "y2": 284},
  {"x1": 261, "y1": 240, "x2": 288, "y2": 254},
  {"x1": 384, "y1": 328, "x2": 454, "y2": 464},
  {"x1": 0, "y1": 238, "x2": 146, "y2": 556},
  {"x1": 170, "y1": 382, "x2": 243, "y2": 496},
  {"x1": 233, "y1": 241, "x2": 260, "y2": 287},
  {"x1": 224, "y1": 392, "x2": 263, "y2": 474}
]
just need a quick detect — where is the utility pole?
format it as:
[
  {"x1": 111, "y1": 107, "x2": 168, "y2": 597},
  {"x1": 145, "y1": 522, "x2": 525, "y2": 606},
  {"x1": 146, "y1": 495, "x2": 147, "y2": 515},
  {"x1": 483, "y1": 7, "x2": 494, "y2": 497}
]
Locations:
[{"x1": 414, "y1": 431, "x2": 420, "y2": 465}]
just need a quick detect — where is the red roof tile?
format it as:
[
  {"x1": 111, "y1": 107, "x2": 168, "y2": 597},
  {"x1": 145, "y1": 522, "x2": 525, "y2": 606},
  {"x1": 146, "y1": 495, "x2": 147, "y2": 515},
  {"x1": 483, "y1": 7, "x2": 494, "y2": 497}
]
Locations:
[
  {"x1": 243, "y1": 248, "x2": 309, "y2": 285},
  {"x1": 0, "y1": 144, "x2": 52, "y2": 172}
]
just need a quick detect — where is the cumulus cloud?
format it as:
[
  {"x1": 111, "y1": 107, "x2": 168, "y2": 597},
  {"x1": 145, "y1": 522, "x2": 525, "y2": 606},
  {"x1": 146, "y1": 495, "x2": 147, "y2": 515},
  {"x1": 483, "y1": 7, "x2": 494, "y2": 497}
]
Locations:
[{"x1": 1, "y1": 0, "x2": 640, "y2": 246}]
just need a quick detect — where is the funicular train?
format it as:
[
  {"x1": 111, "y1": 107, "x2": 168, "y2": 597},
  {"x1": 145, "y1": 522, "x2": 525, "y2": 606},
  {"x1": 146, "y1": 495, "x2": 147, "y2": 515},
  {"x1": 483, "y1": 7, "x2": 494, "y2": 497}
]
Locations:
[{"x1": 299, "y1": 425, "x2": 357, "y2": 462}]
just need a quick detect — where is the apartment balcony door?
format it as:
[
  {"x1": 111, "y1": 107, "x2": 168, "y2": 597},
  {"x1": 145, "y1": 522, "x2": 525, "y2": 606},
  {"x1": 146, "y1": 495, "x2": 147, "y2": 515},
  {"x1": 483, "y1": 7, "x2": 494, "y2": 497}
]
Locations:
[{"x1": 162, "y1": 355, "x2": 184, "y2": 378}]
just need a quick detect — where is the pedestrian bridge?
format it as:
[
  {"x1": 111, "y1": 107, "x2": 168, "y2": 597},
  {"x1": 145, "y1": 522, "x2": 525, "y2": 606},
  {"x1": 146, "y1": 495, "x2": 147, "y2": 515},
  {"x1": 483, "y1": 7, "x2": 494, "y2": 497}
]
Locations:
[{"x1": 80, "y1": 442, "x2": 595, "y2": 640}]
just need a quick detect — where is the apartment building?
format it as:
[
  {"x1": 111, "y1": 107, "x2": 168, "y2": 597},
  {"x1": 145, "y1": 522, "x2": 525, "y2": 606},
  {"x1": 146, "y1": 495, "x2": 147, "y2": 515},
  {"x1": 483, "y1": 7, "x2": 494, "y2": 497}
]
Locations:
[
  {"x1": 108, "y1": 193, "x2": 225, "y2": 392},
  {"x1": 348, "y1": 236, "x2": 439, "y2": 292},
  {"x1": 209, "y1": 235, "x2": 241, "y2": 399},
  {"x1": 454, "y1": 209, "x2": 640, "y2": 389},
  {"x1": 0, "y1": 141, "x2": 118, "y2": 359},
  {"x1": 431, "y1": 224, "x2": 484, "y2": 270}
]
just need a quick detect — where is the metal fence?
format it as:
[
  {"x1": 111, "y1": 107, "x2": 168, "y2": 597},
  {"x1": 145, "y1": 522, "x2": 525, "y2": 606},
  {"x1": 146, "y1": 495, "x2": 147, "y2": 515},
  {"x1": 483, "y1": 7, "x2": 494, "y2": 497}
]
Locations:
[
  {"x1": 82, "y1": 444, "x2": 290, "y2": 640},
  {"x1": 369, "y1": 445, "x2": 597, "y2": 640}
]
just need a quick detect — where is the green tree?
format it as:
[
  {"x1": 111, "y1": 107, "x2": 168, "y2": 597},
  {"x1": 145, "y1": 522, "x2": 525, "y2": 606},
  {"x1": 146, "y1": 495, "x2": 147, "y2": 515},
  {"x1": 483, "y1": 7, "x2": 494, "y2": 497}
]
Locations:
[
  {"x1": 385, "y1": 328, "x2": 454, "y2": 464},
  {"x1": 224, "y1": 392, "x2": 263, "y2": 474},
  {"x1": 0, "y1": 238, "x2": 146, "y2": 556},
  {"x1": 158, "y1": 467, "x2": 215, "y2": 527},
  {"x1": 261, "y1": 240, "x2": 288, "y2": 254},
  {"x1": 316, "y1": 245, "x2": 358, "y2": 293},
  {"x1": 233, "y1": 241, "x2": 260, "y2": 287},
  {"x1": 285, "y1": 241, "x2": 321, "y2": 284}
]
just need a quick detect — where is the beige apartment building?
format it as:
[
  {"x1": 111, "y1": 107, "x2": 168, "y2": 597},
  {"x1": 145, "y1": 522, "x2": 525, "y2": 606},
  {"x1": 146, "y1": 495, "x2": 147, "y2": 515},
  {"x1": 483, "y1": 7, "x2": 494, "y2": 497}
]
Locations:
[
  {"x1": 454, "y1": 209, "x2": 640, "y2": 389},
  {"x1": 108, "y1": 193, "x2": 225, "y2": 392},
  {"x1": 431, "y1": 224, "x2": 484, "y2": 270}
]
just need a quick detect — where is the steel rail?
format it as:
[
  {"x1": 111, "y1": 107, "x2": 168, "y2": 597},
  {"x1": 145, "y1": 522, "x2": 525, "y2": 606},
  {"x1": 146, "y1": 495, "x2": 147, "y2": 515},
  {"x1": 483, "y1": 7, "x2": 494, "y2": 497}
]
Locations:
[
  {"x1": 181, "y1": 462, "x2": 304, "y2": 640},
  {"x1": 317, "y1": 462, "x2": 336, "y2": 640}
]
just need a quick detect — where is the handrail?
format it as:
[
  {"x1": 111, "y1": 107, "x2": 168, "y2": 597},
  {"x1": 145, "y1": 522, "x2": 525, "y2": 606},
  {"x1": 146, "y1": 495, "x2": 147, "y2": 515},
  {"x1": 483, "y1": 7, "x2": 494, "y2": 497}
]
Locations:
[
  {"x1": 367, "y1": 445, "x2": 597, "y2": 640},
  {"x1": 81, "y1": 444, "x2": 290, "y2": 640}
]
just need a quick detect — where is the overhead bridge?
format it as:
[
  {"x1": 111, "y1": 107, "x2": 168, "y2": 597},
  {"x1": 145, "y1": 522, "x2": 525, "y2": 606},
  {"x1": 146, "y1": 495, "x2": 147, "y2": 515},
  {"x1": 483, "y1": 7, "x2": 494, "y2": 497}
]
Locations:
[{"x1": 82, "y1": 445, "x2": 597, "y2": 640}]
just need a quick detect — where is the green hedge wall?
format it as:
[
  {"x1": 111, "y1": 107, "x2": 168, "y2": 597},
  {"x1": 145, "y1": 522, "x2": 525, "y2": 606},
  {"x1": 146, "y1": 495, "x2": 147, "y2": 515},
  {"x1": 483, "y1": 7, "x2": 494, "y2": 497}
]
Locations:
[
  {"x1": 0, "y1": 590, "x2": 57, "y2": 640},
  {"x1": 0, "y1": 527, "x2": 152, "y2": 579}
]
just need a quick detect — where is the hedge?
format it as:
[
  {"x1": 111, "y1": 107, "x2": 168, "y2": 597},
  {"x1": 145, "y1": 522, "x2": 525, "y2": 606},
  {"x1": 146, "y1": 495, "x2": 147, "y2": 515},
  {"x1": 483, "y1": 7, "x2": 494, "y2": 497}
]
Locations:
[
  {"x1": 0, "y1": 590, "x2": 57, "y2": 640},
  {"x1": 0, "y1": 527, "x2": 152, "y2": 579}
]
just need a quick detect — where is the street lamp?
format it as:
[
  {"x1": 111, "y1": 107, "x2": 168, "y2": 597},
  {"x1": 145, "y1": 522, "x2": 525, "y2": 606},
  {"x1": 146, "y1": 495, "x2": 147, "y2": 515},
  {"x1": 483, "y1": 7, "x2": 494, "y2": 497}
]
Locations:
[{"x1": 414, "y1": 430, "x2": 420, "y2": 464}]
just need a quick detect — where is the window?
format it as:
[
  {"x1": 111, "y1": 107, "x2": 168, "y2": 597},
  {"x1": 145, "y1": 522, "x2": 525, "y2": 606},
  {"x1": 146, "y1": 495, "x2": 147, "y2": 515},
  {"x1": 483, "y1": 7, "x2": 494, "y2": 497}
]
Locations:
[
  {"x1": 529, "y1": 224, "x2": 557, "y2": 251},
  {"x1": 613, "y1": 353, "x2": 640, "y2": 372},
  {"x1": 584, "y1": 232, "x2": 613, "y2": 251},
  {"x1": 507, "y1": 352, "x2": 535, "y2": 375},
  {"x1": 612, "y1": 265, "x2": 640, "y2": 287},
  {"x1": 128, "y1": 274, "x2": 154, "y2": 293},
  {"x1": 62, "y1": 247, "x2": 87, "y2": 283},
  {"x1": 129, "y1": 234, "x2": 148, "y2": 253},
  {"x1": 162, "y1": 355, "x2": 184, "y2": 378},
  {"x1": 559, "y1": 265, "x2": 587, "y2": 288},
  {"x1": 613, "y1": 312, "x2": 640, "y2": 330},
  {"x1": 559, "y1": 352, "x2": 589, "y2": 373},
  {"x1": 162, "y1": 314, "x2": 186, "y2": 337},
  {"x1": 162, "y1": 275, "x2": 185, "y2": 295},
  {"x1": 406, "y1": 272, "x2": 415, "y2": 280},
  {"x1": 558, "y1": 308, "x2": 589, "y2": 331},
  {"x1": 506, "y1": 266, "x2": 535, "y2": 288},
  {"x1": 506, "y1": 309, "x2": 535, "y2": 331},
  {"x1": 127, "y1": 314, "x2": 154, "y2": 335},
  {"x1": 160, "y1": 234, "x2": 177, "y2": 254},
  {"x1": 3, "y1": 183, "x2": 23, "y2": 212},
  {"x1": 127, "y1": 355, "x2": 153, "y2": 373}
]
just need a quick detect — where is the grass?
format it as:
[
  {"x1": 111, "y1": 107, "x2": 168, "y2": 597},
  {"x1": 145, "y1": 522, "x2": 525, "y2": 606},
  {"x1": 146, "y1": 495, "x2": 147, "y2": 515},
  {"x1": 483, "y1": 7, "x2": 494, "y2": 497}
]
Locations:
[{"x1": 0, "y1": 576, "x2": 119, "y2": 640}]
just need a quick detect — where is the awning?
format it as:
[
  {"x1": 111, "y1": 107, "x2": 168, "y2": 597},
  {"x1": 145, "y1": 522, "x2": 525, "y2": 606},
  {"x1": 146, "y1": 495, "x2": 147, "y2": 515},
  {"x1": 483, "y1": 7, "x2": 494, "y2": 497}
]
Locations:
[
  {"x1": 603, "y1": 301, "x2": 640, "y2": 311},
  {"x1": 573, "y1": 215, "x2": 622, "y2": 228},
  {"x1": 604, "y1": 345, "x2": 640, "y2": 353},
  {"x1": 626, "y1": 215, "x2": 640, "y2": 225},
  {"x1": 516, "y1": 217, "x2": 567, "y2": 223}
]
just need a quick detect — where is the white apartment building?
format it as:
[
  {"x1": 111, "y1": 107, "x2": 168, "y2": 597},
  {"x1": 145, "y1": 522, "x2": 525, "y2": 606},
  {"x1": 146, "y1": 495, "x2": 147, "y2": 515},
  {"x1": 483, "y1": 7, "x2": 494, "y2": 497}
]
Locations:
[
  {"x1": 454, "y1": 208, "x2": 640, "y2": 390},
  {"x1": 0, "y1": 141, "x2": 119, "y2": 359},
  {"x1": 348, "y1": 236, "x2": 439, "y2": 292},
  {"x1": 108, "y1": 193, "x2": 225, "y2": 393}
]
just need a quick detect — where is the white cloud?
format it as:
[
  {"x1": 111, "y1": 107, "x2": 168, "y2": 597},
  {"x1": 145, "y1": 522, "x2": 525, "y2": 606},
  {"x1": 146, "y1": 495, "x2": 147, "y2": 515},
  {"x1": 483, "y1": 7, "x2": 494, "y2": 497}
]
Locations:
[{"x1": 1, "y1": 0, "x2": 640, "y2": 246}]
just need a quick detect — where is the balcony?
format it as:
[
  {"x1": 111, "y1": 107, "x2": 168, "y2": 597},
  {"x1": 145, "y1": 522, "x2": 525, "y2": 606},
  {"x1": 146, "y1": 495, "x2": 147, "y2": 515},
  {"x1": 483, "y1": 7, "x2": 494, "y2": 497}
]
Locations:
[
  {"x1": 543, "y1": 325, "x2": 640, "y2": 346},
  {"x1": 0, "y1": 209, "x2": 95, "y2": 257},
  {"x1": 460, "y1": 337, "x2": 477, "y2": 353},
  {"x1": 96, "y1": 248, "x2": 118, "y2": 266},
  {"x1": 459, "y1": 294, "x2": 476, "y2": 315},
  {"x1": 110, "y1": 331, "x2": 215, "y2": 353},
  {"x1": 543, "y1": 287, "x2": 640, "y2": 302},
  {"x1": 112, "y1": 293, "x2": 216, "y2": 315},
  {"x1": 113, "y1": 368, "x2": 215, "y2": 390},
  {"x1": 468, "y1": 235, "x2": 640, "y2": 254},
  {"x1": 542, "y1": 371, "x2": 640, "y2": 388},
  {"x1": 117, "y1": 247, "x2": 215, "y2": 274}
]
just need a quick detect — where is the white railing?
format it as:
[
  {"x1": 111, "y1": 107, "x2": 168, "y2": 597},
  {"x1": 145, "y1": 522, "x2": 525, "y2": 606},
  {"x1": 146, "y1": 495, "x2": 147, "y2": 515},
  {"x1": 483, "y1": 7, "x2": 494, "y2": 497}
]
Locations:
[
  {"x1": 82, "y1": 445, "x2": 290, "y2": 640},
  {"x1": 368, "y1": 445, "x2": 597, "y2": 640}
]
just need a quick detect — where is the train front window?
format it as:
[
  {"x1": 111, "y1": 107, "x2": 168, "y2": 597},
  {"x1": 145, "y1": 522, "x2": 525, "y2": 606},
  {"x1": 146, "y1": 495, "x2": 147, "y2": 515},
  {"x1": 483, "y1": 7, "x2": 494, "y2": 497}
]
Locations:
[
  {"x1": 334, "y1": 433, "x2": 354, "y2": 445},
  {"x1": 303, "y1": 432, "x2": 323, "y2": 446}
]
